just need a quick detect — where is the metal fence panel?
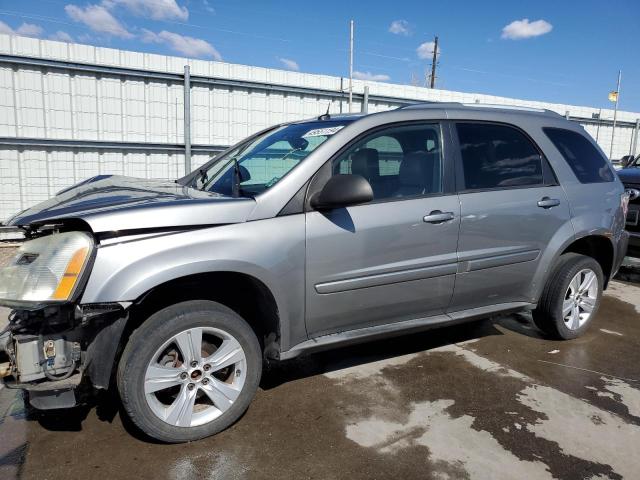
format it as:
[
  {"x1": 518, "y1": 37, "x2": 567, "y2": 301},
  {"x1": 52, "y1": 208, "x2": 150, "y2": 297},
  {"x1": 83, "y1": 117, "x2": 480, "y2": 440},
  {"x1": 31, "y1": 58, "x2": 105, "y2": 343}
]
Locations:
[{"x1": 0, "y1": 33, "x2": 639, "y2": 223}]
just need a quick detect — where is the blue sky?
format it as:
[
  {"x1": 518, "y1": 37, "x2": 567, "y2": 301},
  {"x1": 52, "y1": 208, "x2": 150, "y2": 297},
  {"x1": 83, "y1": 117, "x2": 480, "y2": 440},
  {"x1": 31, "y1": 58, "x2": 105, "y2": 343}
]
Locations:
[{"x1": 1, "y1": 0, "x2": 639, "y2": 111}]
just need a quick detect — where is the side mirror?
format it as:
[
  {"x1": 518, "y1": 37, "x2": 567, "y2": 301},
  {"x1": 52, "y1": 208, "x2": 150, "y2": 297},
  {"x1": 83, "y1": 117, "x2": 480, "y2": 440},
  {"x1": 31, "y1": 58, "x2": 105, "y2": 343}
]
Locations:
[
  {"x1": 311, "y1": 174, "x2": 373, "y2": 210},
  {"x1": 627, "y1": 188, "x2": 640, "y2": 201}
]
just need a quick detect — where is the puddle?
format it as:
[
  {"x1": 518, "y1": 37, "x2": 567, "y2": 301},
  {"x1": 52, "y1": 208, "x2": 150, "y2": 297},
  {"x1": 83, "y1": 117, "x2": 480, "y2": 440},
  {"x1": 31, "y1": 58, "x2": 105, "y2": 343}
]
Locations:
[
  {"x1": 520, "y1": 384, "x2": 640, "y2": 479},
  {"x1": 169, "y1": 451, "x2": 249, "y2": 480},
  {"x1": 604, "y1": 281, "x2": 640, "y2": 313},
  {"x1": 336, "y1": 341, "x2": 636, "y2": 479},
  {"x1": 596, "y1": 377, "x2": 640, "y2": 418},
  {"x1": 346, "y1": 398, "x2": 555, "y2": 480}
]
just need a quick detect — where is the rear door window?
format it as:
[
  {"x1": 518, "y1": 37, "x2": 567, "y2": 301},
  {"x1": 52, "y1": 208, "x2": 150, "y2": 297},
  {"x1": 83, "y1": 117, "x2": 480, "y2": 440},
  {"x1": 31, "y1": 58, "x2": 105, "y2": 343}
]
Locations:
[
  {"x1": 543, "y1": 128, "x2": 614, "y2": 183},
  {"x1": 456, "y1": 123, "x2": 544, "y2": 190}
]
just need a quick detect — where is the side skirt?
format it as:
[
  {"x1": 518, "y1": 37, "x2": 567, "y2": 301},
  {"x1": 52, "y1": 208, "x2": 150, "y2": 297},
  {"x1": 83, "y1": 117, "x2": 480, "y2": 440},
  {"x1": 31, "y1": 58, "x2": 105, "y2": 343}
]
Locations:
[{"x1": 277, "y1": 302, "x2": 534, "y2": 360}]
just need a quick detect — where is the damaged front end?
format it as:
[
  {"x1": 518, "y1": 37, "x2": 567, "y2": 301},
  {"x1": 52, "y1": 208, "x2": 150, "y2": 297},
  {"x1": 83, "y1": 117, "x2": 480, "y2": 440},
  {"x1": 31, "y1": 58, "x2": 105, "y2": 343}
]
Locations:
[
  {"x1": 0, "y1": 225, "x2": 128, "y2": 409},
  {"x1": 1, "y1": 303, "x2": 127, "y2": 409}
]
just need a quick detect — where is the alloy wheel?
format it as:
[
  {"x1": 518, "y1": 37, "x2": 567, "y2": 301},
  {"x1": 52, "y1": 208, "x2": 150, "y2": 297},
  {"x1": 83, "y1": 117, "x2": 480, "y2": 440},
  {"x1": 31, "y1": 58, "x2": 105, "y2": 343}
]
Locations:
[
  {"x1": 144, "y1": 326, "x2": 247, "y2": 427},
  {"x1": 562, "y1": 268, "x2": 598, "y2": 330}
]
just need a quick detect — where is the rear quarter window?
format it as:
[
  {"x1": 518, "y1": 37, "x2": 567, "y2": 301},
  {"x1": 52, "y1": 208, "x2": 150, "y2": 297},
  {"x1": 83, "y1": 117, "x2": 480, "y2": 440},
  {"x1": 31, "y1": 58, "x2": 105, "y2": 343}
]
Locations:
[{"x1": 543, "y1": 128, "x2": 614, "y2": 183}]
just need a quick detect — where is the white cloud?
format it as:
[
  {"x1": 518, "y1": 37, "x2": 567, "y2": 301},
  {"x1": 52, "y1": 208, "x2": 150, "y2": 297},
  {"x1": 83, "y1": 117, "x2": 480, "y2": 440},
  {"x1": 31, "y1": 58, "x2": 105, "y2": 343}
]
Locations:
[
  {"x1": 65, "y1": 4, "x2": 133, "y2": 38},
  {"x1": 142, "y1": 29, "x2": 222, "y2": 60},
  {"x1": 16, "y1": 23, "x2": 44, "y2": 37},
  {"x1": 103, "y1": 0, "x2": 189, "y2": 21},
  {"x1": 278, "y1": 57, "x2": 299, "y2": 71},
  {"x1": 501, "y1": 18, "x2": 552, "y2": 40},
  {"x1": 389, "y1": 20, "x2": 411, "y2": 36},
  {"x1": 352, "y1": 71, "x2": 390, "y2": 82},
  {"x1": 0, "y1": 21, "x2": 11, "y2": 35},
  {"x1": 202, "y1": 0, "x2": 215, "y2": 13},
  {"x1": 50, "y1": 30, "x2": 74, "y2": 42},
  {"x1": 416, "y1": 41, "x2": 440, "y2": 60},
  {"x1": 0, "y1": 21, "x2": 44, "y2": 38}
]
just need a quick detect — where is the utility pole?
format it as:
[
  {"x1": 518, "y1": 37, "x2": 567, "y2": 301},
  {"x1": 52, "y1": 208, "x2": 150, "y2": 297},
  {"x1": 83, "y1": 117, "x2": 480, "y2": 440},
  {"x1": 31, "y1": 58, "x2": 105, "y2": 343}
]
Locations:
[
  {"x1": 429, "y1": 35, "x2": 439, "y2": 89},
  {"x1": 183, "y1": 65, "x2": 191, "y2": 174},
  {"x1": 348, "y1": 19, "x2": 354, "y2": 112},
  {"x1": 609, "y1": 70, "x2": 622, "y2": 159}
]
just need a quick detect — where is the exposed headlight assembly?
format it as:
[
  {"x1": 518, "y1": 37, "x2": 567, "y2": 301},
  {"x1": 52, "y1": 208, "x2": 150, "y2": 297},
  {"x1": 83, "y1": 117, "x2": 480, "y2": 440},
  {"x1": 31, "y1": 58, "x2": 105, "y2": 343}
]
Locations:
[{"x1": 0, "y1": 231, "x2": 94, "y2": 305}]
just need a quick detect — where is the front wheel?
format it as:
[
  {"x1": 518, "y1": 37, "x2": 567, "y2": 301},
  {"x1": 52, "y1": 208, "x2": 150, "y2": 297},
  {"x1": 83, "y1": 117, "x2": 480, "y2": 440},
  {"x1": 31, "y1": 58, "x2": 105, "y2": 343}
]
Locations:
[
  {"x1": 532, "y1": 253, "x2": 603, "y2": 340},
  {"x1": 117, "y1": 300, "x2": 262, "y2": 443}
]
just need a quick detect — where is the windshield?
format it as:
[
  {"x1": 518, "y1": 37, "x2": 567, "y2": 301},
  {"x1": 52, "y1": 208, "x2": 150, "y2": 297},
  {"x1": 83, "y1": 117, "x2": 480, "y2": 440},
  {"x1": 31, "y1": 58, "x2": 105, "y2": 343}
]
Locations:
[{"x1": 199, "y1": 120, "x2": 350, "y2": 196}]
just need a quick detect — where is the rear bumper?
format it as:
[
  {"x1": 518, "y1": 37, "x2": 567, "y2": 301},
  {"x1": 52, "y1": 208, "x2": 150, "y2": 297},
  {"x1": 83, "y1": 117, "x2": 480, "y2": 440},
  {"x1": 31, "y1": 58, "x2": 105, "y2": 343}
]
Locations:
[
  {"x1": 611, "y1": 230, "x2": 630, "y2": 278},
  {"x1": 626, "y1": 231, "x2": 640, "y2": 258}
]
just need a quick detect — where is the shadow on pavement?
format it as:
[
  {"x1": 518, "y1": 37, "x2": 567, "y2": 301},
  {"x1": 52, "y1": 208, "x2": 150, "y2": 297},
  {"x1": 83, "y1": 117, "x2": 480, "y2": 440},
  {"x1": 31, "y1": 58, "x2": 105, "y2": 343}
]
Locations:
[
  {"x1": 615, "y1": 257, "x2": 640, "y2": 283},
  {"x1": 261, "y1": 317, "x2": 509, "y2": 390},
  {"x1": 21, "y1": 315, "x2": 518, "y2": 438}
]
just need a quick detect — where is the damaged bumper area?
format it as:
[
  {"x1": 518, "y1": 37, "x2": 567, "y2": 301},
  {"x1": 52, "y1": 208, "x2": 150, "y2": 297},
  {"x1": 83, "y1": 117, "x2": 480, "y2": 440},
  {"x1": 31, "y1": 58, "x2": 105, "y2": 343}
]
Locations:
[{"x1": 0, "y1": 302, "x2": 128, "y2": 409}]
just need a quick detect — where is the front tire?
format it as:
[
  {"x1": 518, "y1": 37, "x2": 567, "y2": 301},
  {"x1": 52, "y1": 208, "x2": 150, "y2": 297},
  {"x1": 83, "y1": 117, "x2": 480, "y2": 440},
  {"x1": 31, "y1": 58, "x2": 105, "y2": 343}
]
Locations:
[
  {"x1": 117, "y1": 300, "x2": 262, "y2": 443},
  {"x1": 532, "y1": 253, "x2": 603, "y2": 340}
]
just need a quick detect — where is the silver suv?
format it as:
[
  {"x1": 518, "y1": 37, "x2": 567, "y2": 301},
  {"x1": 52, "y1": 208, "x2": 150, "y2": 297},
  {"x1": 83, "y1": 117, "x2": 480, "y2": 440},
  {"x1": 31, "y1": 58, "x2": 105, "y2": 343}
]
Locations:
[{"x1": 0, "y1": 103, "x2": 629, "y2": 442}]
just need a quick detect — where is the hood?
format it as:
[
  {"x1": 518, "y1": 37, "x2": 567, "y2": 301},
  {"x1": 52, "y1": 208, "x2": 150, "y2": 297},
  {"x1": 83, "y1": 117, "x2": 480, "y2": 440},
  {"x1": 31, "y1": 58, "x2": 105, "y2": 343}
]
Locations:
[
  {"x1": 617, "y1": 167, "x2": 640, "y2": 185},
  {"x1": 6, "y1": 175, "x2": 256, "y2": 233}
]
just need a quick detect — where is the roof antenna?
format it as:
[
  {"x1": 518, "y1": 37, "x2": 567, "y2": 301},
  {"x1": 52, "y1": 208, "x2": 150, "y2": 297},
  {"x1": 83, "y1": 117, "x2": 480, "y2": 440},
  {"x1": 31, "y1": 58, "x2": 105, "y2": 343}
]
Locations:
[{"x1": 318, "y1": 102, "x2": 331, "y2": 120}]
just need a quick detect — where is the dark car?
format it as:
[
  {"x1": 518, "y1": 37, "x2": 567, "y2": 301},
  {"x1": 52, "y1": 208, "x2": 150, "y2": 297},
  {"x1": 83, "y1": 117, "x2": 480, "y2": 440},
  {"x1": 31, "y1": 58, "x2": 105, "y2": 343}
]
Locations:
[{"x1": 617, "y1": 155, "x2": 640, "y2": 257}]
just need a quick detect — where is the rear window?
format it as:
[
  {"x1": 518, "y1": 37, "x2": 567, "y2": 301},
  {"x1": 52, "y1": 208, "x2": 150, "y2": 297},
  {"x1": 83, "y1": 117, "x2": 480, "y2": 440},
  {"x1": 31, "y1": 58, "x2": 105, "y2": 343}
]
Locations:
[{"x1": 543, "y1": 128, "x2": 614, "y2": 183}]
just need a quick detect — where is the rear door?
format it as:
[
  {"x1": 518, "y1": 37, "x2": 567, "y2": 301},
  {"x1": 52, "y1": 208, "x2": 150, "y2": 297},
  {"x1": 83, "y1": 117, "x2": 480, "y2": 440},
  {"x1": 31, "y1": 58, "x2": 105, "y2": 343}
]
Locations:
[
  {"x1": 449, "y1": 122, "x2": 572, "y2": 312},
  {"x1": 304, "y1": 122, "x2": 460, "y2": 338}
]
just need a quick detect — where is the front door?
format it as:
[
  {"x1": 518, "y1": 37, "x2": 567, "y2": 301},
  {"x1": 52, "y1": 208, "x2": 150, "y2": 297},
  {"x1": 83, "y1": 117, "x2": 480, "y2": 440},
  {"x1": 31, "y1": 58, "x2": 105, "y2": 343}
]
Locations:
[{"x1": 304, "y1": 122, "x2": 460, "y2": 338}]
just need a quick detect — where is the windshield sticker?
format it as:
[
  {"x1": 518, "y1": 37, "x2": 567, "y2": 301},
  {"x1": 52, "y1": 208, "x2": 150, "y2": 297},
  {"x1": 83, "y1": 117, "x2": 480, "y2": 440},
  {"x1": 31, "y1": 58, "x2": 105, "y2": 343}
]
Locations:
[{"x1": 302, "y1": 125, "x2": 345, "y2": 138}]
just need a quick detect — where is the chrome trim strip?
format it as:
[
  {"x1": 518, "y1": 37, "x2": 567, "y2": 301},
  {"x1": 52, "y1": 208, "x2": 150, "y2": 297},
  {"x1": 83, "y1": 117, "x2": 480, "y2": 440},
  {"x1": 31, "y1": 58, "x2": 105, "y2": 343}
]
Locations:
[
  {"x1": 458, "y1": 249, "x2": 540, "y2": 273},
  {"x1": 315, "y1": 263, "x2": 457, "y2": 294}
]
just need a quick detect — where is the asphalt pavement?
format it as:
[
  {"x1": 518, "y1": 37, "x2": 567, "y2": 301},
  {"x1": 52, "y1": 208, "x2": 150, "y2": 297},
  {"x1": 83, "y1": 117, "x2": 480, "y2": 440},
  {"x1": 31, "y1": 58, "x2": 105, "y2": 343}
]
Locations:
[{"x1": 1, "y1": 252, "x2": 639, "y2": 480}]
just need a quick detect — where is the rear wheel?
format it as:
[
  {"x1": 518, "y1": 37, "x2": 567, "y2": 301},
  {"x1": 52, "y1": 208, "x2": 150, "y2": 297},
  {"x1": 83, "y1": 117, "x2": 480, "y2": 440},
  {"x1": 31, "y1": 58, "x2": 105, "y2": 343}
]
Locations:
[
  {"x1": 117, "y1": 300, "x2": 262, "y2": 443},
  {"x1": 533, "y1": 253, "x2": 603, "y2": 339}
]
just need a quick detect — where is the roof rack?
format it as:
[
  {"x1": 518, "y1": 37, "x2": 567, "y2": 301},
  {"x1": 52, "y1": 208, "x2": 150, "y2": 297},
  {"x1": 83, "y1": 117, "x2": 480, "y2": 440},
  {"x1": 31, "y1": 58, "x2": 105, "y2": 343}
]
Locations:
[
  {"x1": 396, "y1": 101, "x2": 442, "y2": 110},
  {"x1": 460, "y1": 103, "x2": 547, "y2": 113},
  {"x1": 397, "y1": 102, "x2": 558, "y2": 115}
]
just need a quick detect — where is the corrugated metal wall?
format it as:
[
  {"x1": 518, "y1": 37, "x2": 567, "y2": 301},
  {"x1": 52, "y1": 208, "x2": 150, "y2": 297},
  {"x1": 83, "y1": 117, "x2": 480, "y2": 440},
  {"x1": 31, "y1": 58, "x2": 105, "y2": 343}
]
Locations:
[{"x1": 1, "y1": 33, "x2": 639, "y2": 223}]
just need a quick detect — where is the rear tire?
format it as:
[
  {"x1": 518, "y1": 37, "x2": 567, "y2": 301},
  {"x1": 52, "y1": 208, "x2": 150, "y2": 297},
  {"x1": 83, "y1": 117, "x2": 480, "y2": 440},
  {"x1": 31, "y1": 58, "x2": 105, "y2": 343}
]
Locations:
[
  {"x1": 532, "y1": 253, "x2": 603, "y2": 339},
  {"x1": 117, "y1": 300, "x2": 262, "y2": 443}
]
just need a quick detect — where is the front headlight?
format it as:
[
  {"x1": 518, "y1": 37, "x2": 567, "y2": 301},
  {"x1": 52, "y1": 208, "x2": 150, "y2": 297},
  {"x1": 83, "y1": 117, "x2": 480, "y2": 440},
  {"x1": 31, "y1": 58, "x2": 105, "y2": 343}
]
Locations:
[{"x1": 0, "y1": 231, "x2": 94, "y2": 304}]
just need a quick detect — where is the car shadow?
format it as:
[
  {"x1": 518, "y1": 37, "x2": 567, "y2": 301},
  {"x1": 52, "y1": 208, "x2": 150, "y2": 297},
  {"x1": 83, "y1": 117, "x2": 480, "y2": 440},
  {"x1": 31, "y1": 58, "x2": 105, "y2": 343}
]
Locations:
[
  {"x1": 261, "y1": 316, "x2": 523, "y2": 390},
  {"x1": 615, "y1": 259, "x2": 640, "y2": 284},
  {"x1": 493, "y1": 311, "x2": 547, "y2": 340},
  {"x1": 23, "y1": 312, "x2": 546, "y2": 435},
  {"x1": 26, "y1": 388, "x2": 119, "y2": 431}
]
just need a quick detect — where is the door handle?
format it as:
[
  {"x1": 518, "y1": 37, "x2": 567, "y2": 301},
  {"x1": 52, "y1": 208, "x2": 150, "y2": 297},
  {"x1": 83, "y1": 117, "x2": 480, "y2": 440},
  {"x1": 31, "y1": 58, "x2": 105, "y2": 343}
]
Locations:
[
  {"x1": 423, "y1": 210, "x2": 455, "y2": 224},
  {"x1": 537, "y1": 197, "x2": 560, "y2": 209}
]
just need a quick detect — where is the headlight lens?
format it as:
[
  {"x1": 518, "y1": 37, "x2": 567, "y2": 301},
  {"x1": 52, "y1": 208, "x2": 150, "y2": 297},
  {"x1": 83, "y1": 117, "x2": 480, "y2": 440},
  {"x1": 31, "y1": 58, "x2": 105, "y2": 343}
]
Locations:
[{"x1": 0, "y1": 231, "x2": 94, "y2": 303}]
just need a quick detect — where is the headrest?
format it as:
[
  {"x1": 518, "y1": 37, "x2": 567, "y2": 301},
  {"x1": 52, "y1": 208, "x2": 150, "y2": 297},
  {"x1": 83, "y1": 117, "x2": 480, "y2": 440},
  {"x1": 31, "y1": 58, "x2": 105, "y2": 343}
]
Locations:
[
  {"x1": 399, "y1": 151, "x2": 428, "y2": 186},
  {"x1": 351, "y1": 148, "x2": 379, "y2": 179}
]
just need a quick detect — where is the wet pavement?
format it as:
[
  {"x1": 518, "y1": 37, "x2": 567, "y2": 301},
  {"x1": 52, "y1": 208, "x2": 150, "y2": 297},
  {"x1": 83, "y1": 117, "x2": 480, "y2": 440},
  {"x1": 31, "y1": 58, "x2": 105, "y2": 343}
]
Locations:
[{"x1": 0, "y1": 255, "x2": 639, "y2": 479}]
